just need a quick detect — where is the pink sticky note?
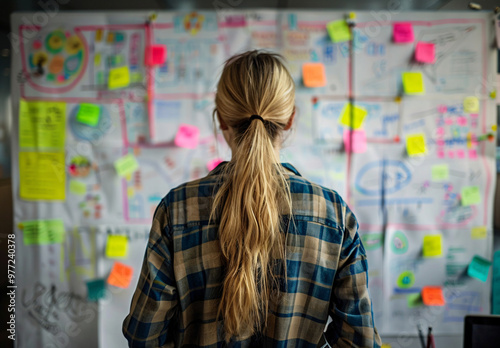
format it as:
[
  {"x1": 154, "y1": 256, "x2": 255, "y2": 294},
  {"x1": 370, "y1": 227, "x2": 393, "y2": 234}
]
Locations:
[
  {"x1": 437, "y1": 105, "x2": 447, "y2": 113},
  {"x1": 207, "y1": 158, "x2": 223, "y2": 171},
  {"x1": 448, "y1": 150, "x2": 455, "y2": 159},
  {"x1": 457, "y1": 149, "x2": 465, "y2": 158},
  {"x1": 145, "y1": 44, "x2": 167, "y2": 66},
  {"x1": 415, "y1": 41, "x2": 435, "y2": 64},
  {"x1": 469, "y1": 149, "x2": 477, "y2": 159},
  {"x1": 57, "y1": 75, "x2": 65, "y2": 82},
  {"x1": 436, "y1": 139, "x2": 445, "y2": 147},
  {"x1": 174, "y1": 124, "x2": 200, "y2": 149},
  {"x1": 343, "y1": 129, "x2": 367, "y2": 153},
  {"x1": 393, "y1": 23, "x2": 414, "y2": 43},
  {"x1": 436, "y1": 127, "x2": 444, "y2": 136},
  {"x1": 444, "y1": 117, "x2": 454, "y2": 125},
  {"x1": 437, "y1": 150, "x2": 445, "y2": 158},
  {"x1": 457, "y1": 116, "x2": 467, "y2": 126}
]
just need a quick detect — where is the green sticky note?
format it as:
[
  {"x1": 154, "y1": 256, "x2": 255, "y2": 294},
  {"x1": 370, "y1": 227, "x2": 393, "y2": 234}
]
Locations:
[
  {"x1": 86, "y1": 279, "x2": 106, "y2": 301},
  {"x1": 461, "y1": 186, "x2": 481, "y2": 206},
  {"x1": 432, "y1": 164, "x2": 449, "y2": 181},
  {"x1": 114, "y1": 154, "x2": 139, "y2": 177},
  {"x1": 406, "y1": 133, "x2": 427, "y2": 156},
  {"x1": 402, "y1": 72, "x2": 425, "y2": 94},
  {"x1": 338, "y1": 103, "x2": 367, "y2": 129},
  {"x1": 108, "y1": 66, "x2": 130, "y2": 90},
  {"x1": 493, "y1": 251, "x2": 500, "y2": 314},
  {"x1": 69, "y1": 180, "x2": 87, "y2": 195},
  {"x1": 407, "y1": 293, "x2": 423, "y2": 308},
  {"x1": 326, "y1": 20, "x2": 352, "y2": 43},
  {"x1": 468, "y1": 255, "x2": 491, "y2": 282},
  {"x1": 422, "y1": 234, "x2": 442, "y2": 258},
  {"x1": 20, "y1": 219, "x2": 65, "y2": 245},
  {"x1": 76, "y1": 103, "x2": 100, "y2": 127}
]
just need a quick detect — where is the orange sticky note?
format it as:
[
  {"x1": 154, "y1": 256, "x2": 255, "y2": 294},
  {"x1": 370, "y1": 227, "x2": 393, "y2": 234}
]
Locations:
[
  {"x1": 107, "y1": 262, "x2": 133, "y2": 288},
  {"x1": 421, "y1": 286, "x2": 445, "y2": 306},
  {"x1": 302, "y1": 63, "x2": 327, "y2": 88}
]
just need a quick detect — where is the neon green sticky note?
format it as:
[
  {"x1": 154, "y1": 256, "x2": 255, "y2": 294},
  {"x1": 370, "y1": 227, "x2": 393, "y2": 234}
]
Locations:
[
  {"x1": 76, "y1": 103, "x2": 100, "y2": 127},
  {"x1": 468, "y1": 255, "x2": 491, "y2": 282},
  {"x1": 19, "y1": 152, "x2": 66, "y2": 201},
  {"x1": 326, "y1": 20, "x2": 352, "y2": 43},
  {"x1": 407, "y1": 293, "x2": 423, "y2": 308},
  {"x1": 108, "y1": 66, "x2": 130, "y2": 90},
  {"x1": 431, "y1": 164, "x2": 448, "y2": 181},
  {"x1": 402, "y1": 72, "x2": 425, "y2": 94},
  {"x1": 423, "y1": 234, "x2": 442, "y2": 258},
  {"x1": 463, "y1": 96, "x2": 479, "y2": 113},
  {"x1": 471, "y1": 226, "x2": 487, "y2": 239},
  {"x1": 105, "y1": 235, "x2": 129, "y2": 258},
  {"x1": 461, "y1": 186, "x2": 481, "y2": 206},
  {"x1": 406, "y1": 134, "x2": 427, "y2": 156},
  {"x1": 114, "y1": 154, "x2": 139, "y2": 177},
  {"x1": 21, "y1": 219, "x2": 65, "y2": 245},
  {"x1": 338, "y1": 103, "x2": 367, "y2": 129},
  {"x1": 69, "y1": 180, "x2": 87, "y2": 195}
]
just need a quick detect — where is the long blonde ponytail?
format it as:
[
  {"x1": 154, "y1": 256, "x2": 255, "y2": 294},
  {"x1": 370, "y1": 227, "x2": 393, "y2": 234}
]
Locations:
[{"x1": 211, "y1": 51, "x2": 296, "y2": 341}]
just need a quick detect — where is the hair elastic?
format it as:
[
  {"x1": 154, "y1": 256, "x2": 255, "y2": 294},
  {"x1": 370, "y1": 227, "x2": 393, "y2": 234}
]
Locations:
[{"x1": 249, "y1": 114, "x2": 265, "y2": 122}]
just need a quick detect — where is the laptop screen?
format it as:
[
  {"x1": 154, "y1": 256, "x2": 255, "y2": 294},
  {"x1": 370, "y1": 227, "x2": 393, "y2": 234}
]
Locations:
[{"x1": 464, "y1": 315, "x2": 500, "y2": 348}]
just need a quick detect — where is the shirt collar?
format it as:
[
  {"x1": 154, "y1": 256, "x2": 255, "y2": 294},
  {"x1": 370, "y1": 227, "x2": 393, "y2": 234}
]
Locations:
[{"x1": 210, "y1": 161, "x2": 302, "y2": 177}]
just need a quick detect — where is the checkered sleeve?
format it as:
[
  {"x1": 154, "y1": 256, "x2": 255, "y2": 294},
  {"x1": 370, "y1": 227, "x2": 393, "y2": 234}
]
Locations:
[
  {"x1": 323, "y1": 204, "x2": 382, "y2": 348},
  {"x1": 122, "y1": 200, "x2": 178, "y2": 348}
]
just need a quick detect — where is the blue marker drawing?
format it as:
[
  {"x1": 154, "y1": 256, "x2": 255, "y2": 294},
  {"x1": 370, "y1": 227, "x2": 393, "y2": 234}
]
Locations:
[{"x1": 355, "y1": 160, "x2": 412, "y2": 196}]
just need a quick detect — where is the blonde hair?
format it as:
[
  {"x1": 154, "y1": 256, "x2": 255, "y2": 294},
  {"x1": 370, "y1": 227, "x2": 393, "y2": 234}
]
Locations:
[{"x1": 210, "y1": 51, "x2": 296, "y2": 341}]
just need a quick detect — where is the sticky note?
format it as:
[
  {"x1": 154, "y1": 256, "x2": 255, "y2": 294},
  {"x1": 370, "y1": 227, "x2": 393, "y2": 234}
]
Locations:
[
  {"x1": 114, "y1": 154, "x2": 139, "y2": 177},
  {"x1": 463, "y1": 96, "x2": 479, "y2": 113},
  {"x1": 76, "y1": 103, "x2": 100, "y2": 127},
  {"x1": 431, "y1": 164, "x2": 448, "y2": 181},
  {"x1": 69, "y1": 180, "x2": 87, "y2": 195},
  {"x1": 207, "y1": 158, "x2": 223, "y2": 171},
  {"x1": 407, "y1": 293, "x2": 423, "y2": 308},
  {"x1": 493, "y1": 251, "x2": 500, "y2": 314},
  {"x1": 468, "y1": 255, "x2": 491, "y2": 282},
  {"x1": 107, "y1": 262, "x2": 133, "y2": 288},
  {"x1": 406, "y1": 134, "x2": 426, "y2": 156},
  {"x1": 174, "y1": 124, "x2": 200, "y2": 149},
  {"x1": 343, "y1": 129, "x2": 367, "y2": 153},
  {"x1": 381, "y1": 344, "x2": 391, "y2": 348},
  {"x1": 393, "y1": 22, "x2": 414, "y2": 43},
  {"x1": 95, "y1": 29, "x2": 103, "y2": 42},
  {"x1": 127, "y1": 187, "x2": 135, "y2": 198},
  {"x1": 471, "y1": 226, "x2": 487, "y2": 239},
  {"x1": 415, "y1": 41, "x2": 435, "y2": 64},
  {"x1": 19, "y1": 152, "x2": 66, "y2": 200},
  {"x1": 402, "y1": 72, "x2": 425, "y2": 94},
  {"x1": 108, "y1": 66, "x2": 130, "y2": 90},
  {"x1": 302, "y1": 63, "x2": 326, "y2": 88},
  {"x1": 339, "y1": 103, "x2": 367, "y2": 129},
  {"x1": 19, "y1": 99, "x2": 66, "y2": 150},
  {"x1": 421, "y1": 286, "x2": 445, "y2": 306},
  {"x1": 422, "y1": 234, "x2": 442, "y2": 258},
  {"x1": 461, "y1": 186, "x2": 481, "y2": 206},
  {"x1": 145, "y1": 44, "x2": 167, "y2": 66},
  {"x1": 326, "y1": 20, "x2": 351, "y2": 43},
  {"x1": 94, "y1": 54, "x2": 101, "y2": 66},
  {"x1": 21, "y1": 219, "x2": 65, "y2": 245},
  {"x1": 86, "y1": 279, "x2": 106, "y2": 301},
  {"x1": 105, "y1": 235, "x2": 129, "y2": 258}
]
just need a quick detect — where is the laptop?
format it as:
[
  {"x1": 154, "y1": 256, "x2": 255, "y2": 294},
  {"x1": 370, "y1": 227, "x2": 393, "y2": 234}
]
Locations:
[{"x1": 464, "y1": 315, "x2": 500, "y2": 348}]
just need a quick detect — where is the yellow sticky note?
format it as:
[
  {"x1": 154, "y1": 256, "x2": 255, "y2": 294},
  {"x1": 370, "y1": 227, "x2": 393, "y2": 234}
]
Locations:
[
  {"x1": 19, "y1": 99, "x2": 66, "y2": 150},
  {"x1": 114, "y1": 154, "x2": 139, "y2": 177},
  {"x1": 94, "y1": 54, "x2": 101, "y2": 66},
  {"x1": 108, "y1": 66, "x2": 130, "y2": 90},
  {"x1": 471, "y1": 226, "x2": 487, "y2": 239},
  {"x1": 463, "y1": 96, "x2": 479, "y2": 113},
  {"x1": 326, "y1": 20, "x2": 352, "y2": 43},
  {"x1": 406, "y1": 134, "x2": 426, "y2": 156},
  {"x1": 106, "y1": 235, "x2": 129, "y2": 258},
  {"x1": 302, "y1": 63, "x2": 327, "y2": 88},
  {"x1": 339, "y1": 103, "x2": 367, "y2": 129},
  {"x1": 381, "y1": 344, "x2": 392, "y2": 348},
  {"x1": 76, "y1": 103, "x2": 100, "y2": 127},
  {"x1": 127, "y1": 187, "x2": 135, "y2": 197},
  {"x1": 69, "y1": 180, "x2": 87, "y2": 195},
  {"x1": 19, "y1": 152, "x2": 66, "y2": 200},
  {"x1": 423, "y1": 234, "x2": 442, "y2": 258},
  {"x1": 402, "y1": 72, "x2": 425, "y2": 94},
  {"x1": 21, "y1": 219, "x2": 65, "y2": 245},
  {"x1": 431, "y1": 164, "x2": 448, "y2": 181},
  {"x1": 461, "y1": 186, "x2": 481, "y2": 206}
]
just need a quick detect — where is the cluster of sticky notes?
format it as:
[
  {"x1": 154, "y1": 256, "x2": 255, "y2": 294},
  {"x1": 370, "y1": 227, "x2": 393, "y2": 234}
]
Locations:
[
  {"x1": 76, "y1": 103, "x2": 101, "y2": 127},
  {"x1": 431, "y1": 164, "x2": 448, "y2": 181},
  {"x1": 326, "y1": 19, "x2": 351, "y2": 43},
  {"x1": 145, "y1": 44, "x2": 167, "y2": 66},
  {"x1": 406, "y1": 133, "x2": 427, "y2": 156},
  {"x1": 393, "y1": 22, "x2": 414, "y2": 43},
  {"x1": 108, "y1": 66, "x2": 130, "y2": 89},
  {"x1": 69, "y1": 180, "x2": 87, "y2": 195},
  {"x1": 107, "y1": 261, "x2": 133, "y2": 288},
  {"x1": 343, "y1": 129, "x2": 367, "y2": 153},
  {"x1": 174, "y1": 124, "x2": 200, "y2": 149},
  {"x1": 20, "y1": 219, "x2": 65, "y2": 245},
  {"x1": 402, "y1": 72, "x2": 425, "y2": 94},
  {"x1": 421, "y1": 286, "x2": 445, "y2": 306},
  {"x1": 415, "y1": 41, "x2": 435, "y2": 64},
  {"x1": 339, "y1": 103, "x2": 367, "y2": 129},
  {"x1": 86, "y1": 279, "x2": 106, "y2": 301},
  {"x1": 106, "y1": 235, "x2": 129, "y2": 258},
  {"x1": 302, "y1": 63, "x2": 327, "y2": 88},
  {"x1": 461, "y1": 186, "x2": 481, "y2": 206},
  {"x1": 468, "y1": 255, "x2": 491, "y2": 282},
  {"x1": 471, "y1": 226, "x2": 487, "y2": 239},
  {"x1": 114, "y1": 153, "x2": 139, "y2": 177},
  {"x1": 207, "y1": 158, "x2": 223, "y2": 171},
  {"x1": 463, "y1": 96, "x2": 480, "y2": 113},
  {"x1": 422, "y1": 234, "x2": 442, "y2": 258}
]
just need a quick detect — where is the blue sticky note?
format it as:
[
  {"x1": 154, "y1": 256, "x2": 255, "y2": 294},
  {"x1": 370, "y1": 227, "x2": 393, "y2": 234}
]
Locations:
[
  {"x1": 86, "y1": 279, "x2": 106, "y2": 301},
  {"x1": 493, "y1": 251, "x2": 500, "y2": 314},
  {"x1": 468, "y1": 255, "x2": 492, "y2": 282}
]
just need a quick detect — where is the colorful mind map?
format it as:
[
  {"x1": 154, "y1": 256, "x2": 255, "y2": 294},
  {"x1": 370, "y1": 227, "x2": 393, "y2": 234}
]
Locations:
[{"x1": 10, "y1": 10, "x2": 497, "y2": 348}]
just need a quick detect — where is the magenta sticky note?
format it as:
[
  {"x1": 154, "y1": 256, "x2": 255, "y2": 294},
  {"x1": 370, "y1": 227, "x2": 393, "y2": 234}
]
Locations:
[
  {"x1": 207, "y1": 158, "x2": 223, "y2": 171},
  {"x1": 444, "y1": 117, "x2": 454, "y2": 125},
  {"x1": 174, "y1": 124, "x2": 200, "y2": 149},
  {"x1": 145, "y1": 45, "x2": 167, "y2": 66},
  {"x1": 415, "y1": 41, "x2": 435, "y2": 64},
  {"x1": 469, "y1": 149, "x2": 478, "y2": 159},
  {"x1": 436, "y1": 139, "x2": 445, "y2": 147},
  {"x1": 437, "y1": 105, "x2": 447, "y2": 113},
  {"x1": 448, "y1": 150, "x2": 455, "y2": 159},
  {"x1": 343, "y1": 129, "x2": 367, "y2": 153},
  {"x1": 393, "y1": 23, "x2": 414, "y2": 43},
  {"x1": 436, "y1": 127, "x2": 444, "y2": 136},
  {"x1": 457, "y1": 116, "x2": 467, "y2": 126},
  {"x1": 457, "y1": 149, "x2": 465, "y2": 158},
  {"x1": 437, "y1": 150, "x2": 445, "y2": 158}
]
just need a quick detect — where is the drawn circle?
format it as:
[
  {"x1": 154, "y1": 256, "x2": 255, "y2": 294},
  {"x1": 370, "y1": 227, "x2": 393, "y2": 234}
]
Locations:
[
  {"x1": 69, "y1": 104, "x2": 112, "y2": 142},
  {"x1": 48, "y1": 55, "x2": 64, "y2": 74},
  {"x1": 391, "y1": 231, "x2": 409, "y2": 254},
  {"x1": 68, "y1": 156, "x2": 92, "y2": 178},
  {"x1": 397, "y1": 271, "x2": 415, "y2": 289},
  {"x1": 65, "y1": 35, "x2": 83, "y2": 55},
  {"x1": 45, "y1": 30, "x2": 65, "y2": 54},
  {"x1": 355, "y1": 160, "x2": 412, "y2": 196},
  {"x1": 65, "y1": 52, "x2": 82, "y2": 74}
]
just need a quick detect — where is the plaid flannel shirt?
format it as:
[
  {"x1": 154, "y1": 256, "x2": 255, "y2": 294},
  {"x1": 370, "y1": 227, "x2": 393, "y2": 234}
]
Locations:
[{"x1": 123, "y1": 162, "x2": 381, "y2": 348}]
